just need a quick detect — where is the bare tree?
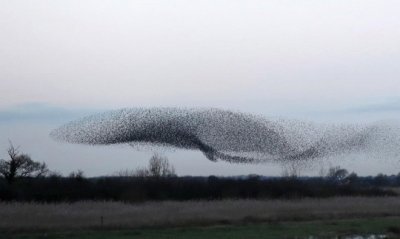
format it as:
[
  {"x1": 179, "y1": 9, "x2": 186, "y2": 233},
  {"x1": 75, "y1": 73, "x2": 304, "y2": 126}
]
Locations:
[
  {"x1": 0, "y1": 142, "x2": 49, "y2": 183},
  {"x1": 147, "y1": 154, "x2": 176, "y2": 177},
  {"x1": 68, "y1": 169, "x2": 85, "y2": 179},
  {"x1": 69, "y1": 170, "x2": 85, "y2": 181},
  {"x1": 114, "y1": 169, "x2": 138, "y2": 177},
  {"x1": 113, "y1": 154, "x2": 176, "y2": 178},
  {"x1": 327, "y1": 166, "x2": 348, "y2": 182},
  {"x1": 134, "y1": 167, "x2": 150, "y2": 177},
  {"x1": 281, "y1": 161, "x2": 301, "y2": 178}
]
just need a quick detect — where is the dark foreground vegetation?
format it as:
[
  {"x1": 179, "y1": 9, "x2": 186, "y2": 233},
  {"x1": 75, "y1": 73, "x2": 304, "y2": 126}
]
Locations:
[
  {"x1": 1, "y1": 172, "x2": 399, "y2": 202},
  {"x1": 2, "y1": 216, "x2": 400, "y2": 239}
]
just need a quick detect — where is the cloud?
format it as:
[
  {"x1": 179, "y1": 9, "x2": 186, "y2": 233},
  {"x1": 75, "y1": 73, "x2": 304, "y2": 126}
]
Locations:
[
  {"x1": 346, "y1": 100, "x2": 400, "y2": 113},
  {"x1": 352, "y1": 100, "x2": 400, "y2": 113},
  {"x1": 0, "y1": 103, "x2": 101, "y2": 123}
]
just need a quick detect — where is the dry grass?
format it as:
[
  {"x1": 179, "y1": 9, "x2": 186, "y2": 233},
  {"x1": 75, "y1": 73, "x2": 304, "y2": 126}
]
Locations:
[{"x1": 1, "y1": 197, "x2": 400, "y2": 231}]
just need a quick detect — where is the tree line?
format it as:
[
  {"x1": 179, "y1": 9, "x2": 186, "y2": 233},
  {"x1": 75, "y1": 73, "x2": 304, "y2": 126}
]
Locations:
[
  {"x1": 1, "y1": 171, "x2": 399, "y2": 202},
  {"x1": 1, "y1": 143, "x2": 400, "y2": 202}
]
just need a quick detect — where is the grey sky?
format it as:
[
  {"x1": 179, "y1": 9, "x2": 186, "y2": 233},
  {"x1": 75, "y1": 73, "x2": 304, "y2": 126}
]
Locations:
[
  {"x1": 1, "y1": 0, "x2": 400, "y2": 110},
  {"x1": 1, "y1": 1, "x2": 400, "y2": 176}
]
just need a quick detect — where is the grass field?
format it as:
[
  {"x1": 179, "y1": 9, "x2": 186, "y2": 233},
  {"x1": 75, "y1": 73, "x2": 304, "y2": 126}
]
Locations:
[
  {"x1": 2, "y1": 197, "x2": 400, "y2": 238},
  {"x1": 1, "y1": 197, "x2": 400, "y2": 231},
  {"x1": 3, "y1": 217, "x2": 400, "y2": 239}
]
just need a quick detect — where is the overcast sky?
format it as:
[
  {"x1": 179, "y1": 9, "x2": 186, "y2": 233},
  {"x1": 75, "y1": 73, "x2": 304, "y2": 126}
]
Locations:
[{"x1": 1, "y1": 1, "x2": 400, "y2": 176}]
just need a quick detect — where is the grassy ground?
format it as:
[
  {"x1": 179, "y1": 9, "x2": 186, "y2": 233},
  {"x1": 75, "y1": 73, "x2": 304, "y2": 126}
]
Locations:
[
  {"x1": 3, "y1": 217, "x2": 400, "y2": 239},
  {"x1": 2, "y1": 197, "x2": 400, "y2": 231},
  {"x1": 2, "y1": 198, "x2": 400, "y2": 238}
]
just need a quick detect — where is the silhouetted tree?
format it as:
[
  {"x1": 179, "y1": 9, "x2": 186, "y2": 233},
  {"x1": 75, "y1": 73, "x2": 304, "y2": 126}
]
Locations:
[
  {"x1": 130, "y1": 154, "x2": 176, "y2": 177},
  {"x1": 135, "y1": 167, "x2": 151, "y2": 177},
  {"x1": 0, "y1": 142, "x2": 49, "y2": 184},
  {"x1": 396, "y1": 173, "x2": 400, "y2": 186},
  {"x1": 148, "y1": 154, "x2": 176, "y2": 177},
  {"x1": 113, "y1": 154, "x2": 176, "y2": 178},
  {"x1": 281, "y1": 162, "x2": 301, "y2": 178},
  {"x1": 345, "y1": 172, "x2": 359, "y2": 184},
  {"x1": 373, "y1": 173, "x2": 388, "y2": 186},
  {"x1": 327, "y1": 166, "x2": 348, "y2": 182},
  {"x1": 113, "y1": 169, "x2": 137, "y2": 177},
  {"x1": 69, "y1": 170, "x2": 85, "y2": 182}
]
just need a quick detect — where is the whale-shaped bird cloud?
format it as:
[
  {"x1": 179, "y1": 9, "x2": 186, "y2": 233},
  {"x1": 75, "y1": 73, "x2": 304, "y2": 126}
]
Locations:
[{"x1": 50, "y1": 108, "x2": 400, "y2": 163}]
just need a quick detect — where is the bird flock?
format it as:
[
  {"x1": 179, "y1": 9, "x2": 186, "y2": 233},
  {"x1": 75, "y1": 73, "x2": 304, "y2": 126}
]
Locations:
[{"x1": 50, "y1": 107, "x2": 400, "y2": 164}]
